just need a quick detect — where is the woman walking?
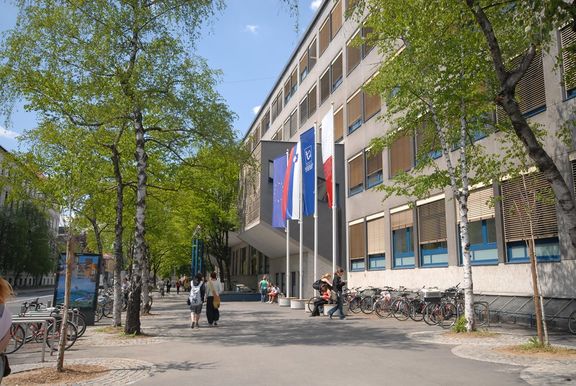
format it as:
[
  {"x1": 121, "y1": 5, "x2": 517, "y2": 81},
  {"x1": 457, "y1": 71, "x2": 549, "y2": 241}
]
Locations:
[{"x1": 205, "y1": 272, "x2": 222, "y2": 326}]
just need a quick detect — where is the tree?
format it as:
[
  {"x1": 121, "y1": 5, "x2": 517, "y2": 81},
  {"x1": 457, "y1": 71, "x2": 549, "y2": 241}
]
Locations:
[
  {"x1": 1, "y1": 0, "x2": 235, "y2": 334},
  {"x1": 463, "y1": 0, "x2": 576, "y2": 252},
  {"x1": 360, "y1": 0, "x2": 512, "y2": 331}
]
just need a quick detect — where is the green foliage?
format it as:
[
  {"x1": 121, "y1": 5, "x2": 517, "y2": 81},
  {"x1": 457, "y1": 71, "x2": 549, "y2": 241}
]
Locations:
[{"x1": 451, "y1": 315, "x2": 469, "y2": 333}]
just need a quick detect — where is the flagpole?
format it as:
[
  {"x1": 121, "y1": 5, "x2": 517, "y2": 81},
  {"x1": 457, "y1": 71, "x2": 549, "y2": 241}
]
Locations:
[
  {"x1": 331, "y1": 103, "x2": 337, "y2": 275},
  {"x1": 313, "y1": 122, "x2": 318, "y2": 286},
  {"x1": 285, "y1": 149, "x2": 290, "y2": 298},
  {"x1": 299, "y1": 144, "x2": 303, "y2": 300}
]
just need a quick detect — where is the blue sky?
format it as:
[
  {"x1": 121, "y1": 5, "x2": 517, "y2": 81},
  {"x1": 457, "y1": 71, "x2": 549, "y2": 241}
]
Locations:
[{"x1": 0, "y1": 0, "x2": 320, "y2": 152}]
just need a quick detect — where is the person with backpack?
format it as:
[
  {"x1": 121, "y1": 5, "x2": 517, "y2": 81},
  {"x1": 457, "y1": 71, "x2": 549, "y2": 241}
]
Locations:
[
  {"x1": 188, "y1": 273, "x2": 206, "y2": 329},
  {"x1": 310, "y1": 273, "x2": 332, "y2": 317}
]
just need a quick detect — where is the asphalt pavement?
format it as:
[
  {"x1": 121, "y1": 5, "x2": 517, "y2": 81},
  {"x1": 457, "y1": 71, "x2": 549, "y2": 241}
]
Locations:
[{"x1": 7, "y1": 292, "x2": 576, "y2": 385}]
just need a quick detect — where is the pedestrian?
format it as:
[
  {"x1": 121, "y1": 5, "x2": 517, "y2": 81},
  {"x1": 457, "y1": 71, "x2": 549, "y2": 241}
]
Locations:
[
  {"x1": 259, "y1": 275, "x2": 268, "y2": 302},
  {"x1": 205, "y1": 271, "x2": 222, "y2": 326},
  {"x1": 0, "y1": 277, "x2": 14, "y2": 382},
  {"x1": 176, "y1": 280, "x2": 181, "y2": 294},
  {"x1": 188, "y1": 273, "x2": 205, "y2": 329},
  {"x1": 310, "y1": 273, "x2": 332, "y2": 317},
  {"x1": 327, "y1": 267, "x2": 346, "y2": 320}
]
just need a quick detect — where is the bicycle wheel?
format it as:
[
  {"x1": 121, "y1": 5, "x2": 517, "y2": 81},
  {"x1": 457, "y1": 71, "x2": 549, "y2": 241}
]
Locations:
[
  {"x1": 568, "y1": 311, "x2": 576, "y2": 335},
  {"x1": 5, "y1": 324, "x2": 25, "y2": 354},
  {"x1": 392, "y1": 299, "x2": 411, "y2": 321},
  {"x1": 75, "y1": 313, "x2": 87, "y2": 337},
  {"x1": 409, "y1": 300, "x2": 425, "y2": 322},
  {"x1": 374, "y1": 298, "x2": 392, "y2": 318},
  {"x1": 103, "y1": 300, "x2": 114, "y2": 318},
  {"x1": 473, "y1": 302, "x2": 490, "y2": 327},
  {"x1": 348, "y1": 297, "x2": 362, "y2": 314},
  {"x1": 438, "y1": 302, "x2": 458, "y2": 329},
  {"x1": 360, "y1": 297, "x2": 374, "y2": 314},
  {"x1": 46, "y1": 321, "x2": 78, "y2": 351}
]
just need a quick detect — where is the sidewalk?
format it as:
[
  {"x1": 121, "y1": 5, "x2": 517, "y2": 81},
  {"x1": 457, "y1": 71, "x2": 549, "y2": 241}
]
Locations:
[{"x1": 8, "y1": 293, "x2": 576, "y2": 386}]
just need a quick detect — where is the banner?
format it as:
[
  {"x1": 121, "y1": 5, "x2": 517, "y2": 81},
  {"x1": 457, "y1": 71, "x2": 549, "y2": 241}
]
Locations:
[
  {"x1": 300, "y1": 127, "x2": 315, "y2": 216},
  {"x1": 282, "y1": 143, "x2": 301, "y2": 220},
  {"x1": 272, "y1": 154, "x2": 287, "y2": 227},
  {"x1": 321, "y1": 106, "x2": 335, "y2": 208}
]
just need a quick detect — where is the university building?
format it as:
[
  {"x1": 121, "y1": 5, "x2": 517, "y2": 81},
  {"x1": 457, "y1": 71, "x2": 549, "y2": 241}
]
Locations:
[{"x1": 230, "y1": 0, "x2": 576, "y2": 306}]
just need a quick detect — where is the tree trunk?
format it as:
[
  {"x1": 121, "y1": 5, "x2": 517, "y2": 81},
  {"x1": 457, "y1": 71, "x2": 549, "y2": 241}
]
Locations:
[
  {"x1": 56, "y1": 231, "x2": 74, "y2": 372},
  {"x1": 125, "y1": 110, "x2": 146, "y2": 335},
  {"x1": 110, "y1": 144, "x2": 124, "y2": 327}
]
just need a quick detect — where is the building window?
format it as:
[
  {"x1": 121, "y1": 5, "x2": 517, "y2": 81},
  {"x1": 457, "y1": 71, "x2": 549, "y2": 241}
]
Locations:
[
  {"x1": 334, "y1": 106, "x2": 344, "y2": 141},
  {"x1": 319, "y1": 18, "x2": 330, "y2": 56},
  {"x1": 348, "y1": 152, "x2": 364, "y2": 196},
  {"x1": 261, "y1": 109, "x2": 270, "y2": 134},
  {"x1": 331, "y1": 53, "x2": 343, "y2": 91},
  {"x1": 347, "y1": 31, "x2": 361, "y2": 75},
  {"x1": 497, "y1": 51, "x2": 546, "y2": 120},
  {"x1": 389, "y1": 134, "x2": 414, "y2": 177},
  {"x1": 284, "y1": 68, "x2": 298, "y2": 104},
  {"x1": 560, "y1": 26, "x2": 576, "y2": 98},
  {"x1": 347, "y1": 90, "x2": 362, "y2": 134},
  {"x1": 365, "y1": 149, "x2": 383, "y2": 188},
  {"x1": 320, "y1": 68, "x2": 330, "y2": 103},
  {"x1": 363, "y1": 89, "x2": 381, "y2": 123},
  {"x1": 349, "y1": 220, "x2": 366, "y2": 272},
  {"x1": 458, "y1": 186, "x2": 498, "y2": 265},
  {"x1": 391, "y1": 208, "x2": 415, "y2": 268},
  {"x1": 502, "y1": 172, "x2": 560, "y2": 262},
  {"x1": 330, "y1": 0, "x2": 342, "y2": 39},
  {"x1": 418, "y1": 198, "x2": 448, "y2": 267},
  {"x1": 361, "y1": 26, "x2": 374, "y2": 58},
  {"x1": 367, "y1": 216, "x2": 385, "y2": 270}
]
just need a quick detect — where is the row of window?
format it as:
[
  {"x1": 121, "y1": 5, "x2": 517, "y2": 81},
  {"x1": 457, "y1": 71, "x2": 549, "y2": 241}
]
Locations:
[
  {"x1": 247, "y1": 0, "x2": 374, "y2": 149},
  {"x1": 348, "y1": 175, "x2": 561, "y2": 272}
]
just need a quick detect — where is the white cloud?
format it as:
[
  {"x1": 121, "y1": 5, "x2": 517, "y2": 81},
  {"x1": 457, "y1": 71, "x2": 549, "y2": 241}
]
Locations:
[
  {"x1": 0, "y1": 126, "x2": 19, "y2": 140},
  {"x1": 245, "y1": 25, "x2": 259, "y2": 34},
  {"x1": 310, "y1": 0, "x2": 322, "y2": 11},
  {"x1": 252, "y1": 105, "x2": 261, "y2": 115}
]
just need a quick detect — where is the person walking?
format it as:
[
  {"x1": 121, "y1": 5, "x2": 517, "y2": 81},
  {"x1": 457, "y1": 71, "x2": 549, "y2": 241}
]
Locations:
[
  {"x1": 205, "y1": 272, "x2": 222, "y2": 326},
  {"x1": 327, "y1": 268, "x2": 346, "y2": 320},
  {"x1": 258, "y1": 275, "x2": 268, "y2": 303},
  {"x1": 188, "y1": 273, "x2": 205, "y2": 329}
]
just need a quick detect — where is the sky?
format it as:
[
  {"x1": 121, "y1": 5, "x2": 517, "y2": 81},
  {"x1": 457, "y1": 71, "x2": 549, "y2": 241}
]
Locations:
[{"x1": 0, "y1": 0, "x2": 321, "y2": 152}]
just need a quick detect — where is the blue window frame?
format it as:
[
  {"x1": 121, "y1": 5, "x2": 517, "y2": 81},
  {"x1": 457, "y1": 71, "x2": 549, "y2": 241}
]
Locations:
[
  {"x1": 506, "y1": 237, "x2": 560, "y2": 263},
  {"x1": 350, "y1": 258, "x2": 365, "y2": 272},
  {"x1": 420, "y1": 241, "x2": 448, "y2": 267},
  {"x1": 393, "y1": 227, "x2": 415, "y2": 268},
  {"x1": 368, "y1": 254, "x2": 385, "y2": 270},
  {"x1": 458, "y1": 219, "x2": 498, "y2": 265}
]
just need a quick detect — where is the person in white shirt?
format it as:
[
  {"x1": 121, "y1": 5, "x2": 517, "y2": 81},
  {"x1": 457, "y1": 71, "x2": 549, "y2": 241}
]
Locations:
[{"x1": 205, "y1": 272, "x2": 222, "y2": 326}]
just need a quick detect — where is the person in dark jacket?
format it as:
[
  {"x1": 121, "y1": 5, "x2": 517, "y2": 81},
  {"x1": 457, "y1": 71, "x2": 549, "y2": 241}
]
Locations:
[{"x1": 327, "y1": 268, "x2": 346, "y2": 320}]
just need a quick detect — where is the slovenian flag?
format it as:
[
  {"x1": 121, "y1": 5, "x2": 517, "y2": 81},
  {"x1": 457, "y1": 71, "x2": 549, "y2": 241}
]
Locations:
[
  {"x1": 272, "y1": 154, "x2": 287, "y2": 228},
  {"x1": 300, "y1": 127, "x2": 315, "y2": 217},
  {"x1": 321, "y1": 106, "x2": 334, "y2": 208},
  {"x1": 282, "y1": 143, "x2": 301, "y2": 220}
]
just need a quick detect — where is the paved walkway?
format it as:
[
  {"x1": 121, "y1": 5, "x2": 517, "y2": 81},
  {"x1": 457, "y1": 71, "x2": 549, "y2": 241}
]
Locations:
[{"x1": 8, "y1": 294, "x2": 576, "y2": 385}]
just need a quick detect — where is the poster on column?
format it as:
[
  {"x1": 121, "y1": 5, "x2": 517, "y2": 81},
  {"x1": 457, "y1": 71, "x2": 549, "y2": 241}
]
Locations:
[{"x1": 53, "y1": 253, "x2": 101, "y2": 310}]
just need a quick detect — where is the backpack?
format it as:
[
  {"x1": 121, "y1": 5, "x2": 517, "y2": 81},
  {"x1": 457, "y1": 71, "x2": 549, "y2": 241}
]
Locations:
[
  {"x1": 189, "y1": 283, "x2": 202, "y2": 306},
  {"x1": 312, "y1": 279, "x2": 322, "y2": 291}
]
